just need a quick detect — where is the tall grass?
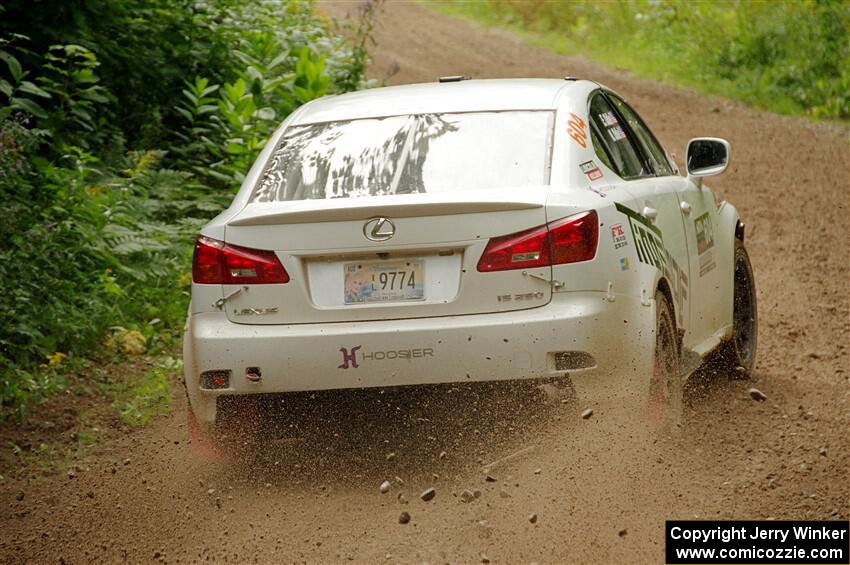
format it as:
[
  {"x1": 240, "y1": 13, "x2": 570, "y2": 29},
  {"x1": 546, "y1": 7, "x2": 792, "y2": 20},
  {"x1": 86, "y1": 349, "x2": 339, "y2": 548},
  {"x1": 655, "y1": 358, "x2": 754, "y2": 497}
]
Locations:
[{"x1": 433, "y1": 0, "x2": 849, "y2": 120}]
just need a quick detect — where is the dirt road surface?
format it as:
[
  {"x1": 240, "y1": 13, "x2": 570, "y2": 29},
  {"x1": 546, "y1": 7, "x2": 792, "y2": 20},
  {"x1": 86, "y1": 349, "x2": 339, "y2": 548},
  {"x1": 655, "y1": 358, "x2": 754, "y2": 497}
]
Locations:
[{"x1": 2, "y1": 2, "x2": 847, "y2": 563}]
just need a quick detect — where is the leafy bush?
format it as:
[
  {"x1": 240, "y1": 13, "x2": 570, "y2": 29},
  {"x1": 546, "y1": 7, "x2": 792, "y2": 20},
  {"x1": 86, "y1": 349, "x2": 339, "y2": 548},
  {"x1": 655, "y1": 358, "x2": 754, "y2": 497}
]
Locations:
[
  {"x1": 436, "y1": 0, "x2": 849, "y2": 119},
  {"x1": 113, "y1": 364, "x2": 175, "y2": 428},
  {"x1": 0, "y1": 0, "x2": 381, "y2": 418}
]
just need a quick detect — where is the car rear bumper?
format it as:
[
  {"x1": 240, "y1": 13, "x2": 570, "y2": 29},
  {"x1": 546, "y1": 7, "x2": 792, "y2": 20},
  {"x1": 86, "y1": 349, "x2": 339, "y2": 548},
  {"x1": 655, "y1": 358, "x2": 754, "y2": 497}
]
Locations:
[{"x1": 183, "y1": 291, "x2": 655, "y2": 427}]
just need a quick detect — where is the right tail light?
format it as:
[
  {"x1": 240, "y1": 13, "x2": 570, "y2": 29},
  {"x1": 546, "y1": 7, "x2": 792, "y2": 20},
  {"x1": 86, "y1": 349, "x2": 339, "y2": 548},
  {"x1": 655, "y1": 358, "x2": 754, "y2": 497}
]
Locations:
[{"x1": 477, "y1": 211, "x2": 598, "y2": 272}]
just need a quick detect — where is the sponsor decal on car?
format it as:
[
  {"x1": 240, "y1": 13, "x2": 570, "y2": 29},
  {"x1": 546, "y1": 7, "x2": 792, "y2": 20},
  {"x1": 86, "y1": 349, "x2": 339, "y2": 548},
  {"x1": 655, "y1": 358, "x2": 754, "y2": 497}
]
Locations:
[
  {"x1": 338, "y1": 346, "x2": 362, "y2": 369},
  {"x1": 599, "y1": 111, "x2": 618, "y2": 127},
  {"x1": 610, "y1": 223, "x2": 628, "y2": 249},
  {"x1": 694, "y1": 212, "x2": 715, "y2": 254},
  {"x1": 699, "y1": 251, "x2": 717, "y2": 277},
  {"x1": 615, "y1": 202, "x2": 689, "y2": 325},
  {"x1": 614, "y1": 203, "x2": 665, "y2": 269},
  {"x1": 580, "y1": 160, "x2": 604, "y2": 181},
  {"x1": 619, "y1": 257, "x2": 631, "y2": 271},
  {"x1": 606, "y1": 124, "x2": 627, "y2": 142},
  {"x1": 694, "y1": 211, "x2": 717, "y2": 277},
  {"x1": 338, "y1": 346, "x2": 434, "y2": 369},
  {"x1": 598, "y1": 111, "x2": 627, "y2": 141},
  {"x1": 567, "y1": 112, "x2": 588, "y2": 148}
]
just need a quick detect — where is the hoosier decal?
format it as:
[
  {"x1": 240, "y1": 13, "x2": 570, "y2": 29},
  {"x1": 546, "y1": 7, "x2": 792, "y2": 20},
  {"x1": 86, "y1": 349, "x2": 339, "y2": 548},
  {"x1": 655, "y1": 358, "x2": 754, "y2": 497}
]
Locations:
[{"x1": 338, "y1": 346, "x2": 434, "y2": 369}]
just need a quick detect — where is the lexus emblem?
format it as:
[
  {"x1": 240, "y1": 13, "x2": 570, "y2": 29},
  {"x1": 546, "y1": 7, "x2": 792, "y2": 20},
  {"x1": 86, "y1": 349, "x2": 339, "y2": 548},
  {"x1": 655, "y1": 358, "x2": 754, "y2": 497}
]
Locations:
[{"x1": 363, "y1": 217, "x2": 395, "y2": 242}]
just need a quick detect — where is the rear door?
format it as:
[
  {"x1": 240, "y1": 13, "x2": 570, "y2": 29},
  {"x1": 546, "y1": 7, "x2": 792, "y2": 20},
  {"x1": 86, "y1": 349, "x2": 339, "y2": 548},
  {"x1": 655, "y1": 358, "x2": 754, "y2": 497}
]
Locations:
[
  {"x1": 607, "y1": 93, "x2": 722, "y2": 348},
  {"x1": 220, "y1": 111, "x2": 556, "y2": 325},
  {"x1": 587, "y1": 91, "x2": 691, "y2": 330}
]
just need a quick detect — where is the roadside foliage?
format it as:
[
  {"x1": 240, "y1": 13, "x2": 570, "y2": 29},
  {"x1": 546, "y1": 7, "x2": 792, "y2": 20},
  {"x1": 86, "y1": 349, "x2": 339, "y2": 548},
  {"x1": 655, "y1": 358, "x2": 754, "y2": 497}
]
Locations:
[
  {"x1": 0, "y1": 0, "x2": 379, "y2": 419},
  {"x1": 438, "y1": 0, "x2": 849, "y2": 119}
]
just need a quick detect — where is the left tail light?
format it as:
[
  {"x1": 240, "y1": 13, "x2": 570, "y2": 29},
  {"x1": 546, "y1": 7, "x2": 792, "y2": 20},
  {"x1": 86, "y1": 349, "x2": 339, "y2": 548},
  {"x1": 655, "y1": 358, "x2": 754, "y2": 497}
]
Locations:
[
  {"x1": 477, "y1": 211, "x2": 598, "y2": 272},
  {"x1": 192, "y1": 235, "x2": 290, "y2": 284}
]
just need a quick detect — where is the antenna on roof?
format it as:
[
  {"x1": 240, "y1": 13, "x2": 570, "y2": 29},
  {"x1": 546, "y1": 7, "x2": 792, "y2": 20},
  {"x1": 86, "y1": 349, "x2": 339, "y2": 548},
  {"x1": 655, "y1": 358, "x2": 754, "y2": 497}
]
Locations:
[
  {"x1": 563, "y1": 76, "x2": 579, "y2": 81},
  {"x1": 438, "y1": 75, "x2": 470, "y2": 83}
]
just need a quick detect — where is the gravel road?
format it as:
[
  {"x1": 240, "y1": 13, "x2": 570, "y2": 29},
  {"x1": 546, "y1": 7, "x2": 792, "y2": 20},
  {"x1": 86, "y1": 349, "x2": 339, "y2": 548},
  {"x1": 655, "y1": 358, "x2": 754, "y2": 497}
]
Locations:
[{"x1": 1, "y1": 2, "x2": 847, "y2": 563}]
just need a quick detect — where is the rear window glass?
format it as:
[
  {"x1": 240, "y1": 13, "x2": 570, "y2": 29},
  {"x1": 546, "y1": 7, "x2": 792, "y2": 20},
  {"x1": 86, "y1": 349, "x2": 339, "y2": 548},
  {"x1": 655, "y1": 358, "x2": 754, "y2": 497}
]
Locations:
[{"x1": 251, "y1": 111, "x2": 554, "y2": 202}]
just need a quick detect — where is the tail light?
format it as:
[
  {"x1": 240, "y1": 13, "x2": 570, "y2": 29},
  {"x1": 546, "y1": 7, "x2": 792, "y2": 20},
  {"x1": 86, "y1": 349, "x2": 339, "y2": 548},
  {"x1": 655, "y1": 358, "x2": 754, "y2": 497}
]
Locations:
[
  {"x1": 192, "y1": 235, "x2": 290, "y2": 284},
  {"x1": 477, "y1": 211, "x2": 598, "y2": 272}
]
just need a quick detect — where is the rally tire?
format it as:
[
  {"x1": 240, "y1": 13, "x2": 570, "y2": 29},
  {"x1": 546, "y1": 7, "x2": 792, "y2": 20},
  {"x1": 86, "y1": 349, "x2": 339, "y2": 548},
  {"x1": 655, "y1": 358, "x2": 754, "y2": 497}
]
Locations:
[
  {"x1": 648, "y1": 290, "x2": 682, "y2": 426},
  {"x1": 719, "y1": 241, "x2": 758, "y2": 378}
]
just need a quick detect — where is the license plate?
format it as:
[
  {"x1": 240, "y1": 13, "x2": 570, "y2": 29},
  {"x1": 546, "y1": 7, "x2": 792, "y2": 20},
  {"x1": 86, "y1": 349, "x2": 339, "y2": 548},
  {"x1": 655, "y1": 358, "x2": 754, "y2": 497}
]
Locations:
[{"x1": 344, "y1": 260, "x2": 425, "y2": 304}]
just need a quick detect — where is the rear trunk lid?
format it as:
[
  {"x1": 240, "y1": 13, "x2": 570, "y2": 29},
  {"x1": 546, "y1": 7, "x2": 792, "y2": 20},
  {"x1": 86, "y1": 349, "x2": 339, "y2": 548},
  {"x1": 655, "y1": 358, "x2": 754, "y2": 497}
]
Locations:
[{"x1": 221, "y1": 188, "x2": 552, "y2": 324}]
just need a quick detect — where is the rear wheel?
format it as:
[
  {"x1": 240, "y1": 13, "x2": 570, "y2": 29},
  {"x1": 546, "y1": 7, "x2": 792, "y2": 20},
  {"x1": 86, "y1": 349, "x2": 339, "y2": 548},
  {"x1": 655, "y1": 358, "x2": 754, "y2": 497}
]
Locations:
[
  {"x1": 648, "y1": 290, "x2": 682, "y2": 426},
  {"x1": 719, "y1": 241, "x2": 758, "y2": 377}
]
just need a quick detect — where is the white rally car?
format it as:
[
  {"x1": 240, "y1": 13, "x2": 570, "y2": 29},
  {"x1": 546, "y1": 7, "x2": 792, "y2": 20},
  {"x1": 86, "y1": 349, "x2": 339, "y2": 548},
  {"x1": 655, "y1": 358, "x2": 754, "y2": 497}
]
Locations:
[{"x1": 183, "y1": 78, "x2": 757, "y2": 434}]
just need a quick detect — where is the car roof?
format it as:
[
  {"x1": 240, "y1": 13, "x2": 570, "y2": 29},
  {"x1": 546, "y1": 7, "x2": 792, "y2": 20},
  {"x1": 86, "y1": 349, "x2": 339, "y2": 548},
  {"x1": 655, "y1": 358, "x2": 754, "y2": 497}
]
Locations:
[{"x1": 292, "y1": 78, "x2": 591, "y2": 124}]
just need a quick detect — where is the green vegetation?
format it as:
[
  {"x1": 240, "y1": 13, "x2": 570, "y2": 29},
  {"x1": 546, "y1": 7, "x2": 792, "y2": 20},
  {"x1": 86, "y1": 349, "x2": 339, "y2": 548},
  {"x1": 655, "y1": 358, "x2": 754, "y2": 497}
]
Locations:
[
  {"x1": 112, "y1": 360, "x2": 179, "y2": 427},
  {"x1": 432, "y1": 0, "x2": 849, "y2": 119},
  {"x1": 0, "y1": 0, "x2": 380, "y2": 419}
]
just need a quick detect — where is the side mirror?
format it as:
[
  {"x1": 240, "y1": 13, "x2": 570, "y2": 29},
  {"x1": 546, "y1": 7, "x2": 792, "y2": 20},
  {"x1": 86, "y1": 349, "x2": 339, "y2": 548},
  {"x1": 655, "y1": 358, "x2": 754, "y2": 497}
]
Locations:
[{"x1": 685, "y1": 137, "x2": 730, "y2": 177}]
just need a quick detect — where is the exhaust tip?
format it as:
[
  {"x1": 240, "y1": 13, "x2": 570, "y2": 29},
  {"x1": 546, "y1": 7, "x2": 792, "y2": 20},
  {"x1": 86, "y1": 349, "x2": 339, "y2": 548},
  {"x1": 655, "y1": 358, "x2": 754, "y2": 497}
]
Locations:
[{"x1": 200, "y1": 370, "x2": 231, "y2": 390}]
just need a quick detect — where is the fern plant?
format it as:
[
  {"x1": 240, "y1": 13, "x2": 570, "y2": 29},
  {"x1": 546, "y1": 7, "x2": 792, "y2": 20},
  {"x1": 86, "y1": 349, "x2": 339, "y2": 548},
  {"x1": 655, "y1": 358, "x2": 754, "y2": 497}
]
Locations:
[{"x1": 0, "y1": 35, "x2": 52, "y2": 121}]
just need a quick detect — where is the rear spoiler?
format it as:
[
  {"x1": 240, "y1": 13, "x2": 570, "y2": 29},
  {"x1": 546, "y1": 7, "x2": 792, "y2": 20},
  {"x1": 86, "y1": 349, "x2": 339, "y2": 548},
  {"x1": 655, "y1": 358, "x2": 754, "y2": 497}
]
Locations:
[{"x1": 227, "y1": 190, "x2": 547, "y2": 226}]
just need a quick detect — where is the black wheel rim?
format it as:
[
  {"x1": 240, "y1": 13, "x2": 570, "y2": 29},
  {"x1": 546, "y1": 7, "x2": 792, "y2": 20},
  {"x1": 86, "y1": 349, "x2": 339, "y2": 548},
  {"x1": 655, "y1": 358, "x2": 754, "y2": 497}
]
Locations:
[{"x1": 733, "y1": 253, "x2": 757, "y2": 367}]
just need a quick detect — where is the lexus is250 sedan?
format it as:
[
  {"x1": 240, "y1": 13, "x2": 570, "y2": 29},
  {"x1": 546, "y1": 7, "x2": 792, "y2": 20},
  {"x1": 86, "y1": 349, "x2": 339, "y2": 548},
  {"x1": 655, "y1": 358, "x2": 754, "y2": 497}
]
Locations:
[{"x1": 183, "y1": 78, "x2": 757, "y2": 436}]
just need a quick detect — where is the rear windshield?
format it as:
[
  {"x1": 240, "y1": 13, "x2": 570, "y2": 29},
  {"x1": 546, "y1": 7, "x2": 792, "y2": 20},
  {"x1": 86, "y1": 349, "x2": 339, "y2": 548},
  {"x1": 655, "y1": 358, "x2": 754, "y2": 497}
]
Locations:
[{"x1": 250, "y1": 111, "x2": 554, "y2": 202}]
